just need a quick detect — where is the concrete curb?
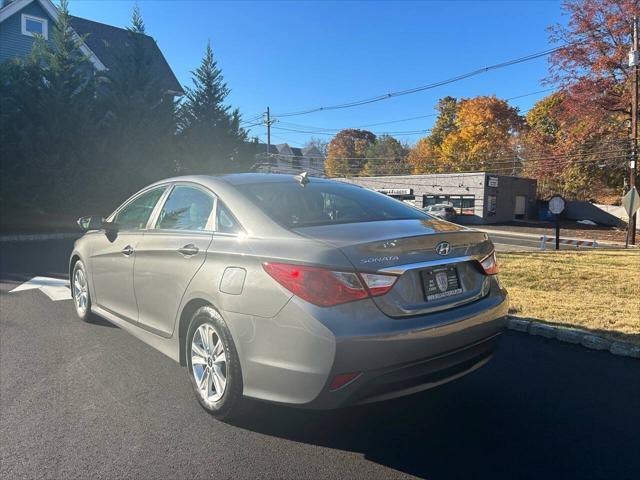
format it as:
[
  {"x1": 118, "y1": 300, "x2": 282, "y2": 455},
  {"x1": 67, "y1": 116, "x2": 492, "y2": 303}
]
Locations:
[
  {"x1": 478, "y1": 228, "x2": 636, "y2": 248},
  {"x1": 0, "y1": 232, "x2": 80, "y2": 242},
  {"x1": 506, "y1": 317, "x2": 640, "y2": 359}
]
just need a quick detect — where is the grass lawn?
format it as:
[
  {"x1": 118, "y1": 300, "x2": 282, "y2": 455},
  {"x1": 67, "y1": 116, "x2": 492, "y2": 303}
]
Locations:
[{"x1": 498, "y1": 250, "x2": 640, "y2": 346}]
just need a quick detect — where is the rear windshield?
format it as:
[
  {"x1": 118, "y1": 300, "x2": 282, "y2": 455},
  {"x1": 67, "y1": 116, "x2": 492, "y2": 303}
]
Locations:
[{"x1": 235, "y1": 181, "x2": 429, "y2": 228}]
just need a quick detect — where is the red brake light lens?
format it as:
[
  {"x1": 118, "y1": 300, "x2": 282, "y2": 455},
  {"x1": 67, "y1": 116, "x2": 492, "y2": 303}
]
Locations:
[
  {"x1": 263, "y1": 262, "x2": 369, "y2": 307},
  {"x1": 480, "y1": 252, "x2": 499, "y2": 275},
  {"x1": 262, "y1": 262, "x2": 398, "y2": 307}
]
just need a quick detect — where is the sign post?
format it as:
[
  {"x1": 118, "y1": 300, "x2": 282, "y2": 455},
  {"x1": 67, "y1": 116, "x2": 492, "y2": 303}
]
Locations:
[
  {"x1": 548, "y1": 196, "x2": 566, "y2": 251},
  {"x1": 622, "y1": 186, "x2": 640, "y2": 248}
]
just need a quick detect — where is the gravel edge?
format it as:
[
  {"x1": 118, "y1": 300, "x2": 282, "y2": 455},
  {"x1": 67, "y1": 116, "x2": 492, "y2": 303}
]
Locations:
[{"x1": 507, "y1": 316, "x2": 639, "y2": 359}]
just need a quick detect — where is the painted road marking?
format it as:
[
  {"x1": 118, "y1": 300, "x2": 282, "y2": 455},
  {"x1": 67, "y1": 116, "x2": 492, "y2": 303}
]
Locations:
[{"x1": 10, "y1": 276, "x2": 72, "y2": 301}]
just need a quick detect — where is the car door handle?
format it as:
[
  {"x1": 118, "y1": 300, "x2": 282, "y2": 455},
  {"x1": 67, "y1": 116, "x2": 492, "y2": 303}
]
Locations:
[
  {"x1": 178, "y1": 244, "x2": 199, "y2": 256},
  {"x1": 121, "y1": 245, "x2": 134, "y2": 256}
]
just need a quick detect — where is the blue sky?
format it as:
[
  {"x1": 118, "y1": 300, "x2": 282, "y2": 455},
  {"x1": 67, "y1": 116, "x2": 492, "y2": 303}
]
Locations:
[{"x1": 69, "y1": 0, "x2": 566, "y2": 146}]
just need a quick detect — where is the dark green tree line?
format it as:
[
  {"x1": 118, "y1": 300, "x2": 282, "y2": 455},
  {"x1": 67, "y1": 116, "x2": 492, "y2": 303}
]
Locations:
[{"x1": 0, "y1": 2, "x2": 248, "y2": 231}]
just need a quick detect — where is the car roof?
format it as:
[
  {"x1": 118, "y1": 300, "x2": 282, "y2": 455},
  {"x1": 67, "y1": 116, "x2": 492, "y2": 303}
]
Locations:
[
  {"x1": 219, "y1": 173, "x2": 333, "y2": 185},
  {"x1": 148, "y1": 173, "x2": 335, "y2": 189}
]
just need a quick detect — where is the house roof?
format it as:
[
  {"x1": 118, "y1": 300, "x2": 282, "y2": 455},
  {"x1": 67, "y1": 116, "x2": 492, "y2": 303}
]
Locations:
[
  {"x1": 252, "y1": 143, "x2": 279, "y2": 155},
  {"x1": 290, "y1": 147, "x2": 303, "y2": 157},
  {"x1": 69, "y1": 16, "x2": 184, "y2": 95}
]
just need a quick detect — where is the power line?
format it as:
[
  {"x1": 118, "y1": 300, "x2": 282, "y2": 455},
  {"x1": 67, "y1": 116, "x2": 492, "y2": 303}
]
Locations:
[
  {"x1": 275, "y1": 87, "x2": 556, "y2": 133},
  {"x1": 271, "y1": 46, "x2": 572, "y2": 118}
]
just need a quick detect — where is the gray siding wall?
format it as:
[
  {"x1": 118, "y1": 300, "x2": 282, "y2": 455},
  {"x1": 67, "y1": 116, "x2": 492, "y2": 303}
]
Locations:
[
  {"x1": 486, "y1": 175, "x2": 538, "y2": 224},
  {"x1": 0, "y1": 1, "x2": 54, "y2": 64}
]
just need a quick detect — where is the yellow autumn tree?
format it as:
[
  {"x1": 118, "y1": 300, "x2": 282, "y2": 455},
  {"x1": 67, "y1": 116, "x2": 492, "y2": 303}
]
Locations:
[
  {"x1": 408, "y1": 96, "x2": 458, "y2": 174},
  {"x1": 325, "y1": 129, "x2": 376, "y2": 177},
  {"x1": 440, "y1": 96, "x2": 522, "y2": 173},
  {"x1": 407, "y1": 138, "x2": 450, "y2": 174}
]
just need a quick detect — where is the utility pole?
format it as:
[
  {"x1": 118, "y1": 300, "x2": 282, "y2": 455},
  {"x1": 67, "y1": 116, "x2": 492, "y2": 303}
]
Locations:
[
  {"x1": 264, "y1": 107, "x2": 275, "y2": 157},
  {"x1": 629, "y1": 16, "x2": 638, "y2": 245}
]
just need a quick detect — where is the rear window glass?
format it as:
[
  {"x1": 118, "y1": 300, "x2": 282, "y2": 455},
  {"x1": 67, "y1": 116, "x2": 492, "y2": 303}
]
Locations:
[{"x1": 235, "y1": 181, "x2": 429, "y2": 228}]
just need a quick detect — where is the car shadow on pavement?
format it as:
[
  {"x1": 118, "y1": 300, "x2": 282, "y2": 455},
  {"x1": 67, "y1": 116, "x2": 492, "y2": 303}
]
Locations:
[{"x1": 231, "y1": 332, "x2": 640, "y2": 480}]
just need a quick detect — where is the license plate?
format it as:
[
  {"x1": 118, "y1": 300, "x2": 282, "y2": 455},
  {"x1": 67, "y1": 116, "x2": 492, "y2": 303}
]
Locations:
[{"x1": 421, "y1": 266, "x2": 462, "y2": 301}]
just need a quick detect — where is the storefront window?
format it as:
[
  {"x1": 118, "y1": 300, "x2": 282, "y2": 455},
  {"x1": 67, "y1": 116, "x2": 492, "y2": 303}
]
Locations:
[{"x1": 422, "y1": 194, "x2": 475, "y2": 215}]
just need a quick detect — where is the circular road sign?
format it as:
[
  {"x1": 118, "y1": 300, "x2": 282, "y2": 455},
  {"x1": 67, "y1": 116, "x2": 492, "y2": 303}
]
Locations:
[{"x1": 549, "y1": 195, "x2": 566, "y2": 215}]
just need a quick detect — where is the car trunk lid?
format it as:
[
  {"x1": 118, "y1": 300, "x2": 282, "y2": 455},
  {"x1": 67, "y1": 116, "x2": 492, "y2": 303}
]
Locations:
[{"x1": 293, "y1": 218, "x2": 494, "y2": 317}]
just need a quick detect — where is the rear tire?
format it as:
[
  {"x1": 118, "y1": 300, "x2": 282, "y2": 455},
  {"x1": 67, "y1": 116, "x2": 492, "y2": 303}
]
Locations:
[
  {"x1": 71, "y1": 260, "x2": 95, "y2": 322},
  {"x1": 186, "y1": 306, "x2": 245, "y2": 420}
]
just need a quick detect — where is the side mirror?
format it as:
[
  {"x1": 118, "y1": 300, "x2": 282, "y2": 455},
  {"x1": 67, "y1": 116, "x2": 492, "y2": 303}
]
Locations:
[
  {"x1": 77, "y1": 216, "x2": 105, "y2": 231},
  {"x1": 102, "y1": 220, "x2": 119, "y2": 232}
]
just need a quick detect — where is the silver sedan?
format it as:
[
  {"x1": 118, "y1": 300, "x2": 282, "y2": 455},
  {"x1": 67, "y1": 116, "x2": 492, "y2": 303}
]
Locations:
[{"x1": 70, "y1": 174, "x2": 508, "y2": 419}]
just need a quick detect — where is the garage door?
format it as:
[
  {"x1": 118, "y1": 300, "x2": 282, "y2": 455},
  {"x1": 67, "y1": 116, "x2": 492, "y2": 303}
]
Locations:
[{"x1": 514, "y1": 195, "x2": 526, "y2": 216}]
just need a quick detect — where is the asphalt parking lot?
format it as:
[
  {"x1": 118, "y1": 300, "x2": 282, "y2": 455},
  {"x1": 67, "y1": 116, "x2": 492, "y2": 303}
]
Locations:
[{"x1": 1, "y1": 239, "x2": 639, "y2": 479}]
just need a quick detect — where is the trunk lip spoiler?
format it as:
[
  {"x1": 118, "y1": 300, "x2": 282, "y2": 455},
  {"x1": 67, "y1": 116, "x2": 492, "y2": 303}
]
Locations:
[{"x1": 376, "y1": 255, "x2": 480, "y2": 276}]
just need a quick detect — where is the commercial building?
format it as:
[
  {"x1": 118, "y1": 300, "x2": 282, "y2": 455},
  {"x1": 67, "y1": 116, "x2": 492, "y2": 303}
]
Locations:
[{"x1": 342, "y1": 172, "x2": 537, "y2": 224}]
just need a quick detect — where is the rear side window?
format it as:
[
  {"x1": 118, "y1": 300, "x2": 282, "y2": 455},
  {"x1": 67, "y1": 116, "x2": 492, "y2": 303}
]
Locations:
[
  {"x1": 156, "y1": 186, "x2": 214, "y2": 231},
  {"x1": 235, "y1": 181, "x2": 429, "y2": 228},
  {"x1": 114, "y1": 187, "x2": 166, "y2": 230},
  {"x1": 216, "y1": 202, "x2": 243, "y2": 234}
]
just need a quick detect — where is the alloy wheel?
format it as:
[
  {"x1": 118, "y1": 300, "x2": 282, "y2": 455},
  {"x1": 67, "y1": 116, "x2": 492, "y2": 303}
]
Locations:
[
  {"x1": 73, "y1": 268, "x2": 88, "y2": 315},
  {"x1": 191, "y1": 324, "x2": 227, "y2": 404}
]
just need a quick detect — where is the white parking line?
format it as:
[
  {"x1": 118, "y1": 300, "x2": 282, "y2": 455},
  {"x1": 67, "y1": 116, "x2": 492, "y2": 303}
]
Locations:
[{"x1": 10, "y1": 276, "x2": 72, "y2": 301}]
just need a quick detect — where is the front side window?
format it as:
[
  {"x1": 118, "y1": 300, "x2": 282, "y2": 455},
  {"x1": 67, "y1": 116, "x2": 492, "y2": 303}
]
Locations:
[
  {"x1": 236, "y1": 181, "x2": 429, "y2": 228},
  {"x1": 114, "y1": 187, "x2": 167, "y2": 230},
  {"x1": 156, "y1": 186, "x2": 214, "y2": 231},
  {"x1": 22, "y1": 14, "x2": 48, "y2": 39}
]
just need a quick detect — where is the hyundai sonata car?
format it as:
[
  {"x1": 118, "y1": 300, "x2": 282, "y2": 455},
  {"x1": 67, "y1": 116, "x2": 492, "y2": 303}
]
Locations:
[{"x1": 70, "y1": 173, "x2": 508, "y2": 419}]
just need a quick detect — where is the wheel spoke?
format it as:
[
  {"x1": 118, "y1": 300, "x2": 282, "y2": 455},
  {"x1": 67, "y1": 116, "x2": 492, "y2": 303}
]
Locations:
[
  {"x1": 191, "y1": 355, "x2": 207, "y2": 366},
  {"x1": 198, "y1": 368, "x2": 209, "y2": 392},
  {"x1": 212, "y1": 371, "x2": 224, "y2": 395},
  {"x1": 198, "y1": 327, "x2": 209, "y2": 353},
  {"x1": 191, "y1": 343, "x2": 207, "y2": 359},
  {"x1": 212, "y1": 338, "x2": 224, "y2": 358}
]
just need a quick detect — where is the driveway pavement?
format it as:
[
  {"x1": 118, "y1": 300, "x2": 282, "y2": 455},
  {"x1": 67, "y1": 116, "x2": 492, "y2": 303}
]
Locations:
[{"x1": 1, "y1": 239, "x2": 638, "y2": 479}]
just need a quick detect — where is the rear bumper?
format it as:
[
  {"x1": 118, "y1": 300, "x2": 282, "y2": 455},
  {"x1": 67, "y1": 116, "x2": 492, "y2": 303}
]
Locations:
[
  {"x1": 232, "y1": 279, "x2": 508, "y2": 409},
  {"x1": 302, "y1": 281, "x2": 508, "y2": 409},
  {"x1": 306, "y1": 332, "x2": 501, "y2": 409}
]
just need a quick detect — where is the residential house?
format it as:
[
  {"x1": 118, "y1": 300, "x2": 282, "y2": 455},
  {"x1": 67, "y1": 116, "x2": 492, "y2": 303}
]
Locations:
[
  {"x1": 253, "y1": 142, "x2": 326, "y2": 176},
  {"x1": 0, "y1": 0, "x2": 183, "y2": 95}
]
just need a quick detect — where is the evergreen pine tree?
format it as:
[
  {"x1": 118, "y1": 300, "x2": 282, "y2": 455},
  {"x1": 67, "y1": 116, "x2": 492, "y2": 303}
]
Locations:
[
  {"x1": 98, "y1": 6, "x2": 177, "y2": 199},
  {"x1": 177, "y1": 41, "x2": 249, "y2": 174}
]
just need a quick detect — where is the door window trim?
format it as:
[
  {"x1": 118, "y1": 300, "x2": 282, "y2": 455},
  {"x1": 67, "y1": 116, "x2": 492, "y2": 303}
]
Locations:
[{"x1": 149, "y1": 183, "x2": 218, "y2": 233}]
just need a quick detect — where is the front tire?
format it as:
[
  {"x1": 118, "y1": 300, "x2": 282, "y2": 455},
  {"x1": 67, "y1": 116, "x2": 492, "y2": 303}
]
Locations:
[
  {"x1": 71, "y1": 260, "x2": 95, "y2": 322},
  {"x1": 186, "y1": 306, "x2": 244, "y2": 420}
]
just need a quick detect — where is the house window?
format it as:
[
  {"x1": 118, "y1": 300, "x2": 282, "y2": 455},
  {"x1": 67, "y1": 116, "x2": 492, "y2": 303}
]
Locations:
[{"x1": 21, "y1": 14, "x2": 48, "y2": 39}]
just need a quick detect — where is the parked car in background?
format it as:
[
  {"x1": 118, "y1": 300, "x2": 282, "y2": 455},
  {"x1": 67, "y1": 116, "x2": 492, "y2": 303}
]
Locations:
[
  {"x1": 70, "y1": 174, "x2": 508, "y2": 419},
  {"x1": 424, "y1": 204, "x2": 458, "y2": 221}
]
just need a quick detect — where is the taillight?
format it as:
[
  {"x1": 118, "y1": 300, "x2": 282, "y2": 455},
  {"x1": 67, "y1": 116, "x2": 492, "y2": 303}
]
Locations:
[
  {"x1": 480, "y1": 252, "x2": 499, "y2": 275},
  {"x1": 262, "y1": 262, "x2": 397, "y2": 307},
  {"x1": 360, "y1": 273, "x2": 397, "y2": 297}
]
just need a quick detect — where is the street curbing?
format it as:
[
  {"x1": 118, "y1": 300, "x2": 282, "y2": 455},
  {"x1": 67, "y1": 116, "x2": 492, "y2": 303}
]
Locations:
[
  {"x1": 506, "y1": 316, "x2": 639, "y2": 359},
  {"x1": 0, "y1": 232, "x2": 80, "y2": 242}
]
